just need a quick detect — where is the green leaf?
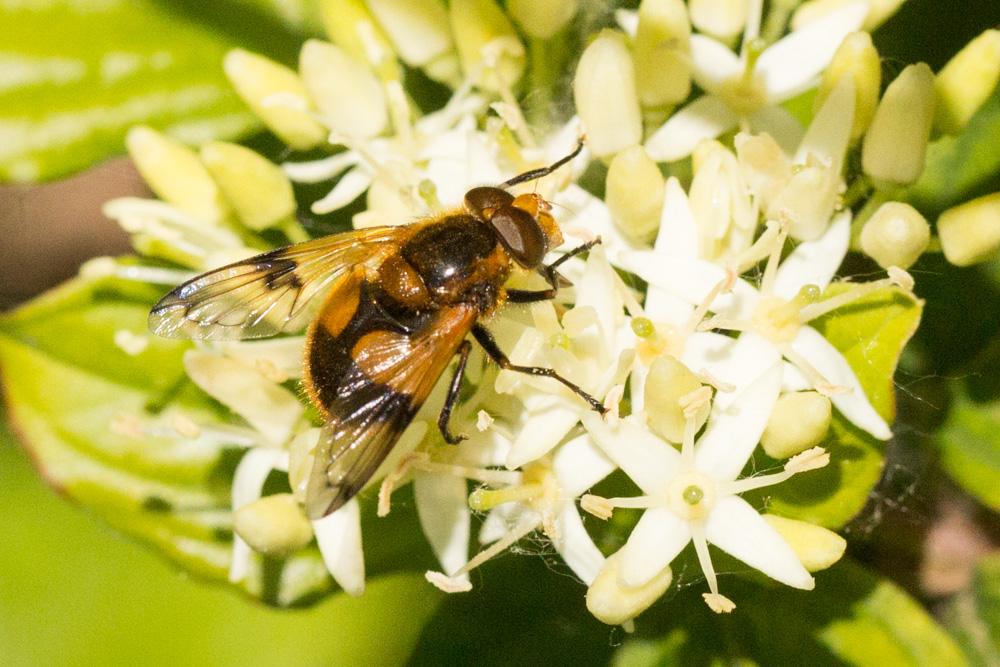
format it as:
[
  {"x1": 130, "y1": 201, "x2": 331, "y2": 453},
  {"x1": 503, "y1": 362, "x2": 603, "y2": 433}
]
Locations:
[
  {"x1": 943, "y1": 554, "x2": 1000, "y2": 666},
  {"x1": 0, "y1": 0, "x2": 260, "y2": 183},
  {"x1": 938, "y1": 395, "x2": 1000, "y2": 510},
  {"x1": 905, "y1": 83, "x2": 1000, "y2": 217},
  {"x1": 756, "y1": 286, "x2": 922, "y2": 528},
  {"x1": 0, "y1": 418, "x2": 441, "y2": 666},
  {"x1": 611, "y1": 560, "x2": 966, "y2": 666},
  {"x1": 0, "y1": 272, "x2": 435, "y2": 605}
]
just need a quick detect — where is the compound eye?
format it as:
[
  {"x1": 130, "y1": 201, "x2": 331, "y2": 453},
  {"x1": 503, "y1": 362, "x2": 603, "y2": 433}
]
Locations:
[
  {"x1": 490, "y1": 205, "x2": 547, "y2": 268},
  {"x1": 465, "y1": 186, "x2": 515, "y2": 221}
]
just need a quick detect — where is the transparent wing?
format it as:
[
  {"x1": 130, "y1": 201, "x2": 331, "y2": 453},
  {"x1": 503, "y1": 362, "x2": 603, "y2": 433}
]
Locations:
[{"x1": 148, "y1": 227, "x2": 407, "y2": 341}]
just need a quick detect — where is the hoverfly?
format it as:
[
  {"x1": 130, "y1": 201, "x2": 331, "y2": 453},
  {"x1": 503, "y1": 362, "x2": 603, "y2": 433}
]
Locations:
[{"x1": 149, "y1": 142, "x2": 604, "y2": 519}]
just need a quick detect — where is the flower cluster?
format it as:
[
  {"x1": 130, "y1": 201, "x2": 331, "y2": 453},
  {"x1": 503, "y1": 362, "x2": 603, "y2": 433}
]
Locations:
[{"x1": 87, "y1": 0, "x2": 999, "y2": 627}]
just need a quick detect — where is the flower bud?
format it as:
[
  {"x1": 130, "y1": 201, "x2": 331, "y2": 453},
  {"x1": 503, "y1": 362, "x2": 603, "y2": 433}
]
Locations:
[
  {"x1": 632, "y1": 0, "x2": 691, "y2": 109},
  {"x1": 761, "y1": 391, "x2": 832, "y2": 459},
  {"x1": 234, "y1": 493, "x2": 314, "y2": 557},
  {"x1": 763, "y1": 515, "x2": 846, "y2": 571},
  {"x1": 690, "y1": 140, "x2": 756, "y2": 255},
  {"x1": 317, "y1": 0, "x2": 400, "y2": 80},
  {"x1": 586, "y1": 554, "x2": 673, "y2": 625},
  {"x1": 573, "y1": 30, "x2": 642, "y2": 159},
  {"x1": 937, "y1": 192, "x2": 1000, "y2": 267},
  {"x1": 508, "y1": 0, "x2": 578, "y2": 39},
  {"x1": 862, "y1": 63, "x2": 935, "y2": 188},
  {"x1": 859, "y1": 201, "x2": 930, "y2": 269},
  {"x1": 792, "y1": 0, "x2": 906, "y2": 32},
  {"x1": 200, "y1": 142, "x2": 295, "y2": 231},
  {"x1": 815, "y1": 32, "x2": 881, "y2": 141},
  {"x1": 366, "y1": 0, "x2": 454, "y2": 68},
  {"x1": 223, "y1": 49, "x2": 326, "y2": 150},
  {"x1": 644, "y1": 355, "x2": 708, "y2": 442},
  {"x1": 689, "y1": 0, "x2": 747, "y2": 43},
  {"x1": 125, "y1": 126, "x2": 229, "y2": 225},
  {"x1": 299, "y1": 40, "x2": 388, "y2": 139},
  {"x1": 934, "y1": 29, "x2": 1000, "y2": 135},
  {"x1": 606, "y1": 146, "x2": 666, "y2": 243},
  {"x1": 449, "y1": 0, "x2": 525, "y2": 92}
]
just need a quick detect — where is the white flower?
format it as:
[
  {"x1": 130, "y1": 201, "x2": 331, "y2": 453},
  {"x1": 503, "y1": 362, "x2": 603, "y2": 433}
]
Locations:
[
  {"x1": 644, "y1": 1, "x2": 867, "y2": 161},
  {"x1": 425, "y1": 433, "x2": 617, "y2": 591},
  {"x1": 582, "y1": 363, "x2": 830, "y2": 614},
  {"x1": 618, "y1": 211, "x2": 905, "y2": 441}
]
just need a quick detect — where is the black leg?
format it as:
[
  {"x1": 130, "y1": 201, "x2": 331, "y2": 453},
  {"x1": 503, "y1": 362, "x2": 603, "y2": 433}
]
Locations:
[
  {"x1": 505, "y1": 238, "x2": 603, "y2": 304},
  {"x1": 472, "y1": 325, "x2": 607, "y2": 415},
  {"x1": 438, "y1": 340, "x2": 472, "y2": 444},
  {"x1": 501, "y1": 139, "x2": 585, "y2": 188}
]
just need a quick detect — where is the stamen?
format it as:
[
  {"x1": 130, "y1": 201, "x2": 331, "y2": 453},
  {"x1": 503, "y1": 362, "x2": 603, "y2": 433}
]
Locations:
[
  {"x1": 719, "y1": 447, "x2": 830, "y2": 495},
  {"x1": 385, "y1": 80, "x2": 414, "y2": 150},
  {"x1": 80, "y1": 257, "x2": 196, "y2": 285},
  {"x1": 742, "y1": 0, "x2": 765, "y2": 52},
  {"x1": 730, "y1": 221, "x2": 782, "y2": 274},
  {"x1": 425, "y1": 570, "x2": 473, "y2": 593},
  {"x1": 782, "y1": 347, "x2": 848, "y2": 396},
  {"x1": 696, "y1": 370, "x2": 736, "y2": 394},
  {"x1": 689, "y1": 521, "x2": 723, "y2": 600},
  {"x1": 797, "y1": 277, "x2": 899, "y2": 323},
  {"x1": 703, "y1": 592, "x2": 737, "y2": 614},
  {"x1": 414, "y1": 460, "x2": 522, "y2": 487},
  {"x1": 170, "y1": 414, "x2": 201, "y2": 439},
  {"x1": 680, "y1": 414, "x2": 698, "y2": 465},
  {"x1": 476, "y1": 410, "x2": 494, "y2": 432},
  {"x1": 378, "y1": 452, "x2": 423, "y2": 517},
  {"x1": 580, "y1": 494, "x2": 614, "y2": 520},
  {"x1": 455, "y1": 514, "x2": 540, "y2": 576},
  {"x1": 759, "y1": 223, "x2": 789, "y2": 297},
  {"x1": 282, "y1": 152, "x2": 359, "y2": 183},
  {"x1": 679, "y1": 386, "x2": 713, "y2": 418},
  {"x1": 604, "y1": 383, "x2": 626, "y2": 421},
  {"x1": 485, "y1": 43, "x2": 535, "y2": 148},
  {"x1": 683, "y1": 272, "x2": 736, "y2": 337}
]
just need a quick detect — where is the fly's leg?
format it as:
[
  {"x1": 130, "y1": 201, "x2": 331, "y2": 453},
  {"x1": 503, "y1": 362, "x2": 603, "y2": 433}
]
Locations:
[{"x1": 438, "y1": 340, "x2": 472, "y2": 444}]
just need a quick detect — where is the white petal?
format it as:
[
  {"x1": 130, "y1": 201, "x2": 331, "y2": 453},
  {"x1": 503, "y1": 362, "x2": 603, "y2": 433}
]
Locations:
[
  {"x1": 229, "y1": 447, "x2": 288, "y2": 583},
  {"x1": 505, "y1": 403, "x2": 579, "y2": 469},
  {"x1": 695, "y1": 361, "x2": 783, "y2": 481},
  {"x1": 184, "y1": 351, "x2": 303, "y2": 447},
  {"x1": 556, "y1": 184, "x2": 641, "y2": 260},
  {"x1": 282, "y1": 151, "x2": 359, "y2": 183},
  {"x1": 706, "y1": 496, "x2": 814, "y2": 589},
  {"x1": 748, "y1": 105, "x2": 804, "y2": 156},
  {"x1": 789, "y1": 326, "x2": 892, "y2": 439},
  {"x1": 414, "y1": 471, "x2": 470, "y2": 577},
  {"x1": 781, "y1": 361, "x2": 810, "y2": 391},
  {"x1": 553, "y1": 433, "x2": 616, "y2": 497},
  {"x1": 313, "y1": 498, "x2": 365, "y2": 596},
  {"x1": 772, "y1": 210, "x2": 851, "y2": 300},
  {"x1": 616, "y1": 253, "x2": 759, "y2": 320},
  {"x1": 645, "y1": 96, "x2": 739, "y2": 162},
  {"x1": 554, "y1": 503, "x2": 606, "y2": 585},
  {"x1": 690, "y1": 332, "x2": 782, "y2": 409},
  {"x1": 311, "y1": 167, "x2": 372, "y2": 214},
  {"x1": 617, "y1": 506, "x2": 692, "y2": 587},
  {"x1": 688, "y1": 34, "x2": 743, "y2": 95},
  {"x1": 656, "y1": 177, "x2": 700, "y2": 258},
  {"x1": 757, "y1": 1, "x2": 868, "y2": 102},
  {"x1": 615, "y1": 8, "x2": 639, "y2": 37},
  {"x1": 575, "y1": 247, "x2": 624, "y2": 350},
  {"x1": 581, "y1": 413, "x2": 679, "y2": 495}
]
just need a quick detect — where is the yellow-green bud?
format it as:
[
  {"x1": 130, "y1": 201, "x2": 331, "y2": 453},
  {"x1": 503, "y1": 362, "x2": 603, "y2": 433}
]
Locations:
[
  {"x1": 125, "y1": 126, "x2": 229, "y2": 225},
  {"x1": 763, "y1": 515, "x2": 846, "y2": 571},
  {"x1": 689, "y1": 0, "x2": 747, "y2": 43},
  {"x1": 200, "y1": 142, "x2": 295, "y2": 231},
  {"x1": 299, "y1": 39, "x2": 387, "y2": 139},
  {"x1": 366, "y1": 0, "x2": 454, "y2": 68},
  {"x1": 761, "y1": 391, "x2": 832, "y2": 459},
  {"x1": 862, "y1": 63, "x2": 935, "y2": 188},
  {"x1": 792, "y1": 0, "x2": 906, "y2": 32},
  {"x1": 586, "y1": 555, "x2": 673, "y2": 625},
  {"x1": 449, "y1": 0, "x2": 525, "y2": 92},
  {"x1": 223, "y1": 49, "x2": 326, "y2": 150},
  {"x1": 317, "y1": 0, "x2": 400, "y2": 80},
  {"x1": 606, "y1": 146, "x2": 666, "y2": 243},
  {"x1": 859, "y1": 201, "x2": 930, "y2": 269},
  {"x1": 633, "y1": 0, "x2": 692, "y2": 109},
  {"x1": 234, "y1": 493, "x2": 314, "y2": 557},
  {"x1": 934, "y1": 29, "x2": 1000, "y2": 135},
  {"x1": 815, "y1": 32, "x2": 881, "y2": 141},
  {"x1": 644, "y1": 355, "x2": 708, "y2": 442},
  {"x1": 508, "y1": 0, "x2": 578, "y2": 40},
  {"x1": 573, "y1": 30, "x2": 642, "y2": 159},
  {"x1": 937, "y1": 192, "x2": 1000, "y2": 267}
]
